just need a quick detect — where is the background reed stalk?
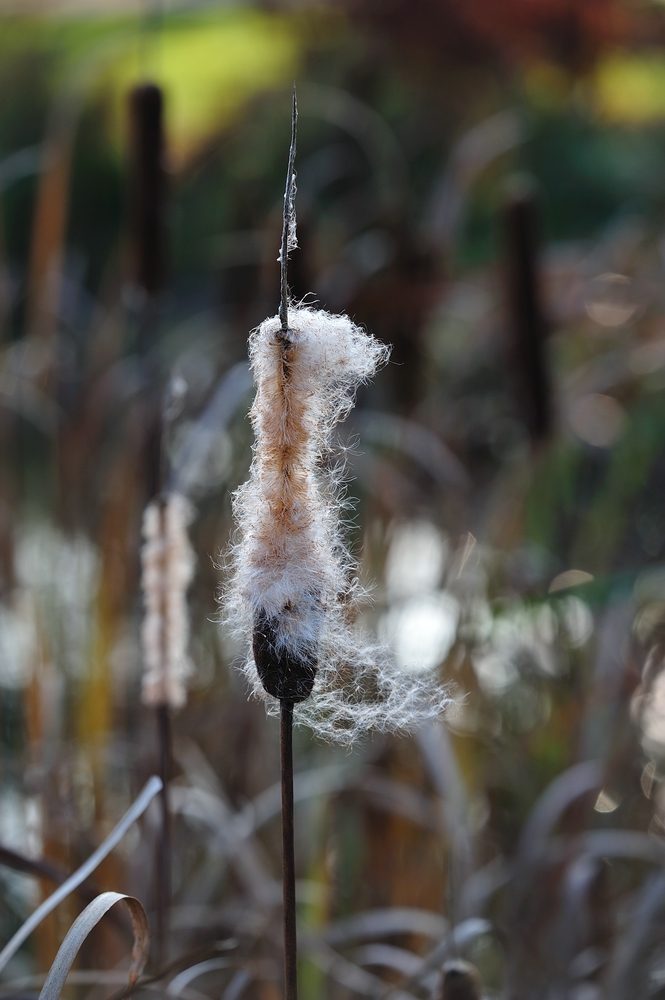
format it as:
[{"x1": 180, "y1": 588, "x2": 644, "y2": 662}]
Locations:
[
  {"x1": 503, "y1": 179, "x2": 552, "y2": 444},
  {"x1": 129, "y1": 80, "x2": 170, "y2": 967}
]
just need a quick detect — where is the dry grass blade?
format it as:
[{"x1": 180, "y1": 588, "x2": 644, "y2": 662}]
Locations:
[
  {"x1": 550, "y1": 854, "x2": 604, "y2": 985},
  {"x1": 0, "y1": 776, "x2": 162, "y2": 974},
  {"x1": 0, "y1": 846, "x2": 73, "y2": 886},
  {"x1": 297, "y1": 83, "x2": 408, "y2": 205},
  {"x1": 0, "y1": 845, "x2": 132, "y2": 940},
  {"x1": 416, "y1": 723, "x2": 469, "y2": 847},
  {"x1": 304, "y1": 917, "x2": 489, "y2": 1000},
  {"x1": 238, "y1": 763, "x2": 358, "y2": 835},
  {"x1": 427, "y1": 109, "x2": 522, "y2": 249},
  {"x1": 460, "y1": 857, "x2": 509, "y2": 918},
  {"x1": 516, "y1": 761, "x2": 603, "y2": 865},
  {"x1": 351, "y1": 945, "x2": 425, "y2": 977},
  {"x1": 355, "y1": 413, "x2": 470, "y2": 492},
  {"x1": 607, "y1": 870, "x2": 665, "y2": 1000},
  {"x1": 302, "y1": 938, "x2": 419, "y2": 1000},
  {"x1": 524, "y1": 829, "x2": 665, "y2": 870},
  {"x1": 170, "y1": 784, "x2": 278, "y2": 906},
  {"x1": 324, "y1": 908, "x2": 447, "y2": 946},
  {"x1": 579, "y1": 829, "x2": 665, "y2": 864},
  {"x1": 165, "y1": 958, "x2": 231, "y2": 996},
  {"x1": 382, "y1": 918, "x2": 493, "y2": 997},
  {"x1": 0, "y1": 970, "x2": 135, "y2": 995},
  {"x1": 38, "y1": 892, "x2": 149, "y2": 1000},
  {"x1": 221, "y1": 970, "x2": 251, "y2": 1000},
  {"x1": 360, "y1": 772, "x2": 446, "y2": 834},
  {"x1": 104, "y1": 939, "x2": 239, "y2": 1000},
  {"x1": 169, "y1": 362, "x2": 252, "y2": 498}
]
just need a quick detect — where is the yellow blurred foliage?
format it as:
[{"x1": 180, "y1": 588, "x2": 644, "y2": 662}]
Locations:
[
  {"x1": 97, "y1": 11, "x2": 301, "y2": 163},
  {"x1": 593, "y1": 52, "x2": 665, "y2": 123}
]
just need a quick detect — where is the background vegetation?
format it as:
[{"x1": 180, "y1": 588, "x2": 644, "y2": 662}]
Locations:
[{"x1": 4, "y1": 1, "x2": 665, "y2": 997}]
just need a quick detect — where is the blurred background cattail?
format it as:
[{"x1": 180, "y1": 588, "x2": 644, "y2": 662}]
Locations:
[
  {"x1": 441, "y1": 960, "x2": 483, "y2": 1000},
  {"x1": 130, "y1": 77, "x2": 176, "y2": 966},
  {"x1": 140, "y1": 492, "x2": 194, "y2": 712}
]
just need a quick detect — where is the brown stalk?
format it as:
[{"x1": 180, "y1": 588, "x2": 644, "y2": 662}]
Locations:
[
  {"x1": 280, "y1": 700, "x2": 297, "y2": 1000},
  {"x1": 503, "y1": 181, "x2": 552, "y2": 443},
  {"x1": 129, "y1": 81, "x2": 170, "y2": 966},
  {"x1": 156, "y1": 699, "x2": 172, "y2": 966},
  {"x1": 279, "y1": 87, "x2": 300, "y2": 1000}
]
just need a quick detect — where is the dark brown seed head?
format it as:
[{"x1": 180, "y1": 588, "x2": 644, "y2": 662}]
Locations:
[
  {"x1": 253, "y1": 610, "x2": 317, "y2": 703},
  {"x1": 441, "y1": 960, "x2": 483, "y2": 1000}
]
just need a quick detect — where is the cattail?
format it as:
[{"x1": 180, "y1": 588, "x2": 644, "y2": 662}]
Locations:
[
  {"x1": 225, "y1": 305, "x2": 451, "y2": 742},
  {"x1": 224, "y1": 88, "x2": 449, "y2": 746},
  {"x1": 226, "y1": 89, "x2": 451, "y2": 1000},
  {"x1": 235, "y1": 306, "x2": 386, "y2": 699},
  {"x1": 141, "y1": 491, "x2": 195, "y2": 710}
]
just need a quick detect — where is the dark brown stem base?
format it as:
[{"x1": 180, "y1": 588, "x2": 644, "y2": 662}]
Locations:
[
  {"x1": 280, "y1": 699, "x2": 298, "y2": 1000},
  {"x1": 156, "y1": 703, "x2": 171, "y2": 967}
]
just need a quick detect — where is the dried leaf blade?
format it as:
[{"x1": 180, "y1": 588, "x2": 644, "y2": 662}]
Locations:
[
  {"x1": 0, "y1": 775, "x2": 162, "y2": 974},
  {"x1": 38, "y1": 892, "x2": 149, "y2": 1000}
]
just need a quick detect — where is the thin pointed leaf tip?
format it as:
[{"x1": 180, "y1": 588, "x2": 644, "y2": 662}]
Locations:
[{"x1": 279, "y1": 86, "x2": 298, "y2": 335}]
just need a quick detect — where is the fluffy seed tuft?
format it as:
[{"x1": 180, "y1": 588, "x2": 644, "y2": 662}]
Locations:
[
  {"x1": 141, "y1": 491, "x2": 195, "y2": 709},
  {"x1": 224, "y1": 305, "x2": 450, "y2": 742}
]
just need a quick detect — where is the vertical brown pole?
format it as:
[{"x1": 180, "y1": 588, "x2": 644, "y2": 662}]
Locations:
[
  {"x1": 277, "y1": 90, "x2": 299, "y2": 1000},
  {"x1": 129, "y1": 83, "x2": 166, "y2": 301},
  {"x1": 504, "y1": 184, "x2": 552, "y2": 443},
  {"x1": 156, "y1": 701, "x2": 171, "y2": 962},
  {"x1": 129, "y1": 81, "x2": 167, "y2": 499},
  {"x1": 129, "y1": 81, "x2": 170, "y2": 966},
  {"x1": 280, "y1": 700, "x2": 298, "y2": 1000}
]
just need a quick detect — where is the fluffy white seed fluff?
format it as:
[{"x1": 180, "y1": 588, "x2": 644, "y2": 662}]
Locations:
[
  {"x1": 225, "y1": 305, "x2": 450, "y2": 743},
  {"x1": 141, "y1": 491, "x2": 195, "y2": 709}
]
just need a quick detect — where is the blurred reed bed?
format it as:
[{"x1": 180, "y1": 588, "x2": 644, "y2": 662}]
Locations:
[{"x1": 3, "y1": 5, "x2": 665, "y2": 1000}]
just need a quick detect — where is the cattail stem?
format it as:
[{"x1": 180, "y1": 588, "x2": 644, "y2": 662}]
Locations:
[
  {"x1": 129, "y1": 83, "x2": 166, "y2": 302},
  {"x1": 155, "y1": 702, "x2": 171, "y2": 965},
  {"x1": 154, "y1": 500, "x2": 170, "y2": 969},
  {"x1": 155, "y1": 502, "x2": 171, "y2": 966},
  {"x1": 280, "y1": 699, "x2": 298, "y2": 1000},
  {"x1": 130, "y1": 82, "x2": 172, "y2": 962},
  {"x1": 504, "y1": 181, "x2": 551, "y2": 443}
]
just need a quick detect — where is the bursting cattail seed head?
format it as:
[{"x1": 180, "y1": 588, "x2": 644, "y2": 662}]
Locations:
[
  {"x1": 237, "y1": 306, "x2": 386, "y2": 703},
  {"x1": 141, "y1": 491, "x2": 195, "y2": 709},
  {"x1": 225, "y1": 305, "x2": 451, "y2": 742}
]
